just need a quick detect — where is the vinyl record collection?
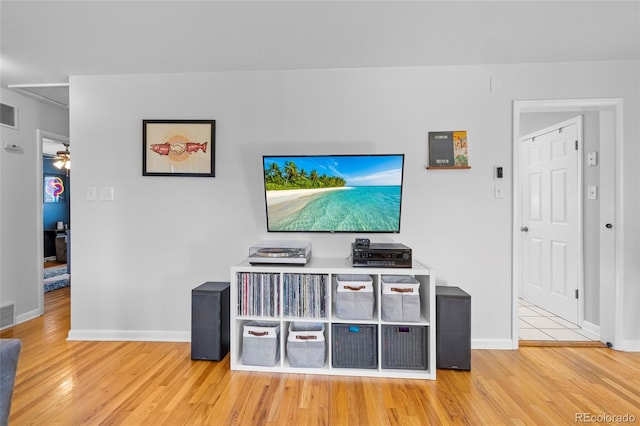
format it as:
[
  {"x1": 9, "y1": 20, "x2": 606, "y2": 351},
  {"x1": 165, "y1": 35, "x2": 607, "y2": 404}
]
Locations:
[
  {"x1": 236, "y1": 272, "x2": 280, "y2": 317},
  {"x1": 283, "y1": 273, "x2": 327, "y2": 319}
]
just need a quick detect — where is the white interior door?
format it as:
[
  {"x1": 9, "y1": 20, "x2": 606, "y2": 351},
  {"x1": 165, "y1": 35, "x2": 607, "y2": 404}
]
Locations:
[{"x1": 520, "y1": 119, "x2": 580, "y2": 324}]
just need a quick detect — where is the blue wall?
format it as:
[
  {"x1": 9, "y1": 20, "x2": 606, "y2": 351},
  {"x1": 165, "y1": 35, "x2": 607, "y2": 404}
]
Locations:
[{"x1": 43, "y1": 156, "x2": 70, "y2": 230}]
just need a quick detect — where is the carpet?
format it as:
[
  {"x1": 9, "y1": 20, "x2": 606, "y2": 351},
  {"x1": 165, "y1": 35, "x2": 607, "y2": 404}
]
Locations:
[{"x1": 44, "y1": 265, "x2": 70, "y2": 293}]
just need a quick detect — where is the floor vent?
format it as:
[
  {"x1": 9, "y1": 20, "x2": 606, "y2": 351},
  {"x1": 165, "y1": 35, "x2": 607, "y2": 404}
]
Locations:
[{"x1": 0, "y1": 303, "x2": 16, "y2": 329}]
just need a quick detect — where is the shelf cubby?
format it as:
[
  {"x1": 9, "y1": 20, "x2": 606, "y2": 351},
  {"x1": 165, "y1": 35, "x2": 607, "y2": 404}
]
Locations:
[{"x1": 230, "y1": 257, "x2": 435, "y2": 379}]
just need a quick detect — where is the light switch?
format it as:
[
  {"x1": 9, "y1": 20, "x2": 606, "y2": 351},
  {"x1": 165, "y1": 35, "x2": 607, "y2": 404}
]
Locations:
[
  {"x1": 588, "y1": 186, "x2": 598, "y2": 200},
  {"x1": 587, "y1": 152, "x2": 598, "y2": 166},
  {"x1": 86, "y1": 186, "x2": 96, "y2": 201},
  {"x1": 494, "y1": 184, "x2": 504, "y2": 199},
  {"x1": 100, "y1": 186, "x2": 114, "y2": 201}
]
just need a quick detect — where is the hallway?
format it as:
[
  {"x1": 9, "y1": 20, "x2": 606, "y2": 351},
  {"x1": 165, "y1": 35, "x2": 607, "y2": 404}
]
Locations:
[{"x1": 518, "y1": 298, "x2": 599, "y2": 342}]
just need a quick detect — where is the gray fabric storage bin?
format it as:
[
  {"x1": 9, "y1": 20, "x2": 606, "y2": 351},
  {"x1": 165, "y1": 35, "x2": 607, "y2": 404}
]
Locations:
[
  {"x1": 381, "y1": 325, "x2": 428, "y2": 370},
  {"x1": 286, "y1": 322, "x2": 326, "y2": 368},
  {"x1": 381, "y1": 275, "x2": 421, "y2": 322},
  {"x1": 332, "y1": 324, "x2": 377, "y2": 369},
  {"x1": 335, "y1": 274, "x2": 374, "y2": 320},
  {"x1": 242, "y1": 321, "x2": 280, "y2": 366}
]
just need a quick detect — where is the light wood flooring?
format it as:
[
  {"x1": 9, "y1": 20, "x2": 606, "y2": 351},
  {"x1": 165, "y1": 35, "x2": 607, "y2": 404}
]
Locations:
[
  {"x1": 2, "y1": 287, "x2": 639, "y2": 425},
  {"x1": 44, "y1": 260, "x2": 67, "y2": 269}
]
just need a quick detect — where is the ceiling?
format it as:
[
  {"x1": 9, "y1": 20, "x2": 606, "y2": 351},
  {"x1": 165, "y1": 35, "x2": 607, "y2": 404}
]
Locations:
[{"x1": 1, "y1": 1, "x2": 639, "y2": 108}]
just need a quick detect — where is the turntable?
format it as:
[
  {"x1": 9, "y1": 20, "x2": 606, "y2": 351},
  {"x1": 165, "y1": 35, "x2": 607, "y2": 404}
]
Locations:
[{"x1": 248, "y1": 241, "x2": 312, "y2": 265}]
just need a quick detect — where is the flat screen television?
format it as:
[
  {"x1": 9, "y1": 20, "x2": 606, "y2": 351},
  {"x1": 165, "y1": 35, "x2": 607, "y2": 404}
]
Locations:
[{"x1": 263, "y1": 154, "x2": 405, "y2": 233}]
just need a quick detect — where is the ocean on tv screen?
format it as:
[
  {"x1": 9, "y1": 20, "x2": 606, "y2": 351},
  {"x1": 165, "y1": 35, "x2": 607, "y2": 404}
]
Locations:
[{"x1": 263, "y1": 155, "x2": 404, "y2": 232}]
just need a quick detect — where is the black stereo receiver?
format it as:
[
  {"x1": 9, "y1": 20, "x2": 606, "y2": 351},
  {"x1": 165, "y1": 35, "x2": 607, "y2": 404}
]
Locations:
[{"x1": 351, "y1": 242, "x2": 412, "y2": 268}]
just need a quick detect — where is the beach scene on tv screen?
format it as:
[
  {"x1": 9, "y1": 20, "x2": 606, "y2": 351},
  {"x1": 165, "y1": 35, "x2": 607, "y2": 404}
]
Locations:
[{"x1": 264, "y1": 155, "x2": 404, "y2": 232}]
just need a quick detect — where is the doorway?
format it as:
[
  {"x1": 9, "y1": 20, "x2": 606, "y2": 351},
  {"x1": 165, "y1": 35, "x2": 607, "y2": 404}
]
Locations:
[
  {"x1": 512, "y1": 99, "x2": 622, "y2": 349},
  {"x1": 520, "y1": 116, "x2": 583, "y2": 325},
  {"x1": 518, "y1": 117, "x2": 584, "y2": 340},
  {"x1": 37, "y1": 130, "x2": 70, "y2": 314}
]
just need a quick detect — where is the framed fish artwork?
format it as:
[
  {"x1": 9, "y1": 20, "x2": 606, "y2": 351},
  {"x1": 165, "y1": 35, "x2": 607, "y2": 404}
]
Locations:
[{"x1": 143, "y1": 119, "x2": 215, "y2": 177}]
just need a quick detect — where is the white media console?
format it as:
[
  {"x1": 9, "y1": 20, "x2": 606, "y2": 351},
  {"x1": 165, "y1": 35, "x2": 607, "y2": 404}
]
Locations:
[{"x1": 230, "y1": 257, "x2": 436, "y2": 380}]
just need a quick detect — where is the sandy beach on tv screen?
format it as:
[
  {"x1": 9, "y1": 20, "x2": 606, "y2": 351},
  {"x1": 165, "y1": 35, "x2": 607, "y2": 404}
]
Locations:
[{"x1": 266, "y1": 187, "x2": 352, "y2": 205}]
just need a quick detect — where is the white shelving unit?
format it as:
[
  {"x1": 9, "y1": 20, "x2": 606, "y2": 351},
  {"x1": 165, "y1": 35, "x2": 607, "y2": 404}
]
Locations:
[{"x1": 230, "y1": 257, "x2": 436, "y2": 380}]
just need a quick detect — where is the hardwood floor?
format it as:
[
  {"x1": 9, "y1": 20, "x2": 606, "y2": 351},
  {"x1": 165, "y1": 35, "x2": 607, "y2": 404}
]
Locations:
[{"x1": 2, "y1": 287, "x2": 639, "y2": 425}]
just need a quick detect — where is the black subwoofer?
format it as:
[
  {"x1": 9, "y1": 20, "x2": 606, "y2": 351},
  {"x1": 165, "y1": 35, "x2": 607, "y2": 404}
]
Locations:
[
  {"x1": 436, "y1": 286, "x2": 471, "y2": 370},
  {"x1": 191, "y1": 282, "x2": 230, "y2": 361}
]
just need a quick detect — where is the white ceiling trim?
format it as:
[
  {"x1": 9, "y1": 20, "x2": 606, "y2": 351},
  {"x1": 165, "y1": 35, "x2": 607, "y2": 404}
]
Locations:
[{"x1": 7, "y1": 84, "x2": 69, "y2": 109}]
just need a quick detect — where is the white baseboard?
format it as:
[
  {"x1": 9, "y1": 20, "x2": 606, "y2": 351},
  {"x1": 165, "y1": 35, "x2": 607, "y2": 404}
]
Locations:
[
  {"x1": 67, "y1": 329, "x2": 190, "y2": 342},
  {"x1": 471, "y1": 339, "x2": 514, "y2": 350},
  {"x1": 620, "y1": 340, "x2": 640, "y2": 352},
  {"x1": 580, "y1": 321, "x2": 600, "y2": 340},
  {"x1": 15, "y1": 308, "x2": 43, "y2": 326},
  {"x1": 578, "y1": 322, "x2": 639, "y2": 352},
  {"x1": 63, "y1": 331, "x2": 638, "y2": 352},
  {"x1": 64, "y1": 334, "x2": 519, "y2": 350}
]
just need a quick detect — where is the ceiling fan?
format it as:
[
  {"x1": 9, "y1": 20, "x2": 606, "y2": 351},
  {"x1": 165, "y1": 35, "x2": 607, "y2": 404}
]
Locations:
[{"x1": 53, "y1": 143, "x2": 71, "y2": 173}]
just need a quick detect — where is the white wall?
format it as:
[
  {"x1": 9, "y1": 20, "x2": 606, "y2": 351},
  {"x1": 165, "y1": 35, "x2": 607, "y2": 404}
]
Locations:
[
  {"x1": 0, "y1": 88, "x2": 69, "y2": 324},
  {"x1": 67, "y1": 60, "x2": 639, "y2": 348}
]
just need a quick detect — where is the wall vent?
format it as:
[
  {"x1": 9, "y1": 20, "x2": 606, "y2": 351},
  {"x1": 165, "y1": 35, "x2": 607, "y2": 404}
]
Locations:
[
  {"x1": 0, "y1": 303, "x2": 16, "y2": 329},
  {"x1": 1, "y1": 102, "x2": 18, "y2": 129}
]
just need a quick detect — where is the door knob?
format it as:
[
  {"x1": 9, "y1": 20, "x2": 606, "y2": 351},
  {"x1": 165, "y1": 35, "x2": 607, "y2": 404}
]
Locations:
[{"x1": 520, "y1": 226, "x2": 529, "y2": 232}]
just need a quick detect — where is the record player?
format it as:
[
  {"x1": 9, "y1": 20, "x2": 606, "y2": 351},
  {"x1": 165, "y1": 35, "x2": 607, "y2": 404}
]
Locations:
[{"x1": 248, "y1": 241, "x2": 312, "y2": 265}]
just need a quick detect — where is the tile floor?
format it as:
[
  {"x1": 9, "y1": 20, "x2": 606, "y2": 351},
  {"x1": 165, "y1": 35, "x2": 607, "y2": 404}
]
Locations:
[{"x1": 518, "y1": 299, "x2": 597, "y2": 341}]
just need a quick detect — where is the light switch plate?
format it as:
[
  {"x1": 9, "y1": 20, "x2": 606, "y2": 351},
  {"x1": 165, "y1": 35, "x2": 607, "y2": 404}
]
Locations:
[
  {"x1": 588, "y1": 186, "x2": 598, "y2": 200},
  {"x1": 100, "y1": 186, "x2": 114, "y2": 201},
  {"x1": 87, "y1": 186, "x2": 96, "y2": 201},
  {"x1": 587, "y1": 152, "x2": 598, "y2": 166}
]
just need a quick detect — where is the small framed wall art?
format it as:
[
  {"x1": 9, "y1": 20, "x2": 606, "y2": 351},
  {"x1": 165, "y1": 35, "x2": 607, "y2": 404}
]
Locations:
[
  {"x1": 427, "y1": 130, "x2": 470, "y2": 169},
  {"x1": 143, "y1": 119, "x2": 215, "y2": 177},
  {"x1": 44, "y1": 174, "x2": 66, "y2": 203}
]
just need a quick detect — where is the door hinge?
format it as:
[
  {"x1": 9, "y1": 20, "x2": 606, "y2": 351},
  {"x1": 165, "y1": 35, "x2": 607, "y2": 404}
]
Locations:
[
  {"x1": 575, "y1": 140, "x2": 578, "y2": 151},
  {"x1": 575, "y1": 289, "x2": 579, "y2": 299}
]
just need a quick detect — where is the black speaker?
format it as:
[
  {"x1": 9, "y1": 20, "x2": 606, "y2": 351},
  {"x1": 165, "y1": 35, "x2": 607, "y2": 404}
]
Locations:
[
  {"x1": 436, "y1": 286, "x2": 471, "y2": 370},
  {"x1": 191, "y1": 282, "x2": 230, "y2": 361}
]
